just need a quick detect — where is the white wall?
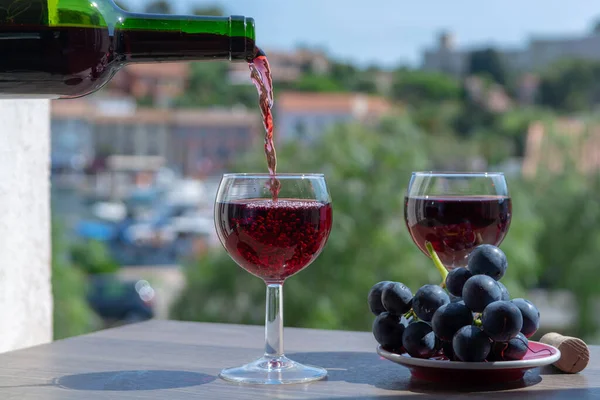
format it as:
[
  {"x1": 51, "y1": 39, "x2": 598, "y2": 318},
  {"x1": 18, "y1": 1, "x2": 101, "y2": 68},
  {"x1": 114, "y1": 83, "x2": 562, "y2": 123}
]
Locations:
[{"x1": 0, "y1": 100, "x2": 52, "y2": 352}]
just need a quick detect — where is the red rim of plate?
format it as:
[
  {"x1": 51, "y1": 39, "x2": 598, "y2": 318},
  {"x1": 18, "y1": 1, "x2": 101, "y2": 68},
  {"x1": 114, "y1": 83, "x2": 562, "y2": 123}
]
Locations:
[{"x1": 376, "y1": 341, "x2": 561, "y2": 370}]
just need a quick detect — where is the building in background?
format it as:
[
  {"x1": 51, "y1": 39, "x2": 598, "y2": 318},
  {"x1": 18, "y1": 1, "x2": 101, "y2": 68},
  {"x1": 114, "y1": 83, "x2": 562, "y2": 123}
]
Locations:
[
  {"x1": 422, "y1": 30, "x2": 600, "y2": 77},
  {"x1": 275, "y1": 92, "x2": 393, "y2": 142},
  {"x1": 107, "y1": 63, "x2": 191, "y2": 108},
  {"x1": 51, "y1": 88, "x2": 392, "y2": 180},
  {"x1": 51, "y1": 100, "x2": 95, "y2": 173},
  {"x1": 421, "y1": 32, "x2": 467, "y2": 78},
  {"x1": 50, "y1": 98, "x2": 260, "y2": 180},
  {"x1": 169, "y1": 109, "x2": 261, "y2": 177}
]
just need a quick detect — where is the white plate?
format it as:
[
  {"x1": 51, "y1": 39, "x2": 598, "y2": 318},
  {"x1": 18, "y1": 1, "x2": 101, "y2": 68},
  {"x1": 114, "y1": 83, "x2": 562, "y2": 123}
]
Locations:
[{"x1": 377, "y1": 340, "x2": 561, "y2": 382}]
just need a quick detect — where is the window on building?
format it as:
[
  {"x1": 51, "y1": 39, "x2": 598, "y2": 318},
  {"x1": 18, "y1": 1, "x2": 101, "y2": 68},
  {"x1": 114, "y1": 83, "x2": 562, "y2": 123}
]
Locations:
[
  {"x1": 147, "y1": 126, "x2": 161, "y2": 156},
  {"x1": 218, "y1": 145, "x2": 229, "y2": 160},
  {"x1": 122, "y1": 127, "x2": 135, "y2": 155},
  {"x1": 295, "y1": 120, "x2": 307, "y2": 140},
  {"x1": 95, "y1": 125, "x2": 116, "y2": 153}
]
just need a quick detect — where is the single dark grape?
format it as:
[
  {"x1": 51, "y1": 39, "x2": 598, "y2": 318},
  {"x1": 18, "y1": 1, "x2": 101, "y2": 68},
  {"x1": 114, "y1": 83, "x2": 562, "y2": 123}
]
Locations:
[
  {"x1": 431, "y1": 302, "x2": 474, "y2": 342},
  {"x1": 467, "y1": 244, "x2": 508, "y2": 281},
  {"x1": 462, "y1": 275, "x2": 502, "y2": 313},
  {"x1": 453, "y1": 299, "x2": 466, "y2": 307},
  {"x1": 372, "y1": 312, "x2": 405, "y2": 350},
  {"x1": 481, "y1": 301, "x2": 523, "y2": 342},
  {"x1": 402, "y1": 321, "x2": 437, "y2": 359},
  {"x1": 445, "y1": 267, "x2": 472, "y2": 297},
  {"x1": 441, "y1": 340, "x2": 456, "y2": 361},
  {"x1": 435, "y1": 335, "x2": 443, "y2": 351},
  {"x1": 511, "y1": 298, "x2": 540, "y2": 338},
  {"x1": 368, "y1": 281, "x2": 393, "y2": 315},
  {"x1": 490, "y1": 332, "x2": 529, "y2": 361},
  {"x1": 497, "y1": 281, "x2": 510, "y2": 301},
  {"x1": 450, "y1": 294, "x2": 463, "y2": 303},
  {"x1": 412, "y1": 284, "x2": 450, "y2": 322},
  {"x1": 486, "y1": 346, "x2": 502, "y2": 361},
  {"x1": 503, "y1": 332, "x2": 529, "y2": 360},
  {"x1": 381, "y1": 282, "x2": 413, "y2": 316},
  {"x1": 452, "y1": 325, "x2": 491, "y2": 362}
]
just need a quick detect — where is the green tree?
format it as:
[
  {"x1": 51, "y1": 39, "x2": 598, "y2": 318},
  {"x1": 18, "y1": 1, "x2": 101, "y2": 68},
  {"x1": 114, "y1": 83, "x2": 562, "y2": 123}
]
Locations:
[
  {"x1": 411, "y1": 101, "x2": 461, "y2": 136},
  {"x1": 170, "y1": 116, "x2": 542, "y2": 332},
  {"x1": 191, "y1": 5, "x2": 224, "y2": 16},
  {"x1": 70, "y1": 239, "x2": 119, "y2": 275},
  {"x1": 391, "y1": 70, "x2": 461, "y2": 105},
  {"x1": 145, "y1": 0, "x2": 173, "y2": 14},
  {"x1": 326, "y1": 61, "x2": 379, "y2": 94},
  {"x1": 494, "y1": 106, "x2": 554, "y2": 156},
  {"x1": 175, "y1": 61, "x2": 257, "y2": 108},
  {"x1": 592, "y1": 18, "x2": 600, "y2": 35},
  {"x1": 352, "y1": 77, "x2": 378, "y2": 94},
  {"x1": 452, "y1": 101, "x2": 496, "y2": 138},
  {"x1": 534, "y1": 172, "x2": 600, "y2": 339},
  {"x1": 293, "y1": 74, "x2": 346, "y2": 93},
  {"x1": 468, "y1": 48, "x2": 507, "y2": 85},
  {"x1": 171, "y1": 117, "x2": 431, "y2": 330},
  {"x1": 52, "y1": 221, "x2": 101, "y2": 340},
  {"x1": 538, "y1": 59, "x2": 600, "y2": 112},
  {"x1": 525, "y1": 119, "x2": 600, "y2": 340},
  {"x1": 329, "y1": 61, "x2": 358, "y2": 83}
]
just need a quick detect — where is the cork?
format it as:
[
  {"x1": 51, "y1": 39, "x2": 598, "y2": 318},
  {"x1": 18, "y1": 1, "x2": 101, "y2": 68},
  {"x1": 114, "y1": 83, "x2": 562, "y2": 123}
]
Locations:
[{"x1": 539, "y1": 332, "x2": 589, "y2": 373}]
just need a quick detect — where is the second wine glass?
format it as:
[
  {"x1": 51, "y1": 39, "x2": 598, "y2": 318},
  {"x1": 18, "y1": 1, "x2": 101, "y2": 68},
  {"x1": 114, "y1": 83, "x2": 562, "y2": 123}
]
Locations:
[{"x1": 404, "y1": 172, "x2": 512, "y2": 270}]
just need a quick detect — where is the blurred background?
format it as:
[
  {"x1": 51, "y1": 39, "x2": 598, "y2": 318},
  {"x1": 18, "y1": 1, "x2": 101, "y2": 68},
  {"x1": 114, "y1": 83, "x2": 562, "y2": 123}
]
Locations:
[{"x1": 51, "y1": 0, "x2": 600, "y2": 343}]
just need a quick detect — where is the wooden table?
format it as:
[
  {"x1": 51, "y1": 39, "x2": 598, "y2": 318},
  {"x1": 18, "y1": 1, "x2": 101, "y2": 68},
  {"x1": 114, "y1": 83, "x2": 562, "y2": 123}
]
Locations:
[{"x1": 0, "y1": 320, "x2": 597, "y2": 399}]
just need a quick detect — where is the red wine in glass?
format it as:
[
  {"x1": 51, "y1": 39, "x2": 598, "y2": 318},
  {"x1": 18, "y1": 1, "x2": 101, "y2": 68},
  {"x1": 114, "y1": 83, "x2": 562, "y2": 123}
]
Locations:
[
  {"x1": 405, "y1": 195, "x2": 512, "y2": 268},
  {"x1": 215, "y1": 199, "x2": 333, "y2": 282}
]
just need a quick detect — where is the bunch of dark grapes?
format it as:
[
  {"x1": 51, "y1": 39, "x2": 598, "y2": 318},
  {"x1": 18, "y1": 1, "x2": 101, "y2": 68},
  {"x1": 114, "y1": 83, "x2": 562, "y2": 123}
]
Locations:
[{"x1": 369, "y1": 244, "x2": 540, "y2": 362}]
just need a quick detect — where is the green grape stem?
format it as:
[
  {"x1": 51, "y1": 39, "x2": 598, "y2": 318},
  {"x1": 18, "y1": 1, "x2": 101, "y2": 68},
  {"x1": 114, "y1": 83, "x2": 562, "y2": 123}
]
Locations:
[
  {"x1": 474, "y1": 317, "x2": 482, "y2": 327},
  {"x1": 403, "y1": 309, "x2": 417, "y2": 321},
  {"x1": 425, "y1": 241, "x2": 449, "y2": 287}
]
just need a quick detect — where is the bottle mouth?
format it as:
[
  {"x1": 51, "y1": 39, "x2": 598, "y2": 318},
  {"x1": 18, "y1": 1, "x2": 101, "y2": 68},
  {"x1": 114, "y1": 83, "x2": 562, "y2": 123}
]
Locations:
[{"x1": 230, "y1": 16, "x2": 256, "y2": 62}]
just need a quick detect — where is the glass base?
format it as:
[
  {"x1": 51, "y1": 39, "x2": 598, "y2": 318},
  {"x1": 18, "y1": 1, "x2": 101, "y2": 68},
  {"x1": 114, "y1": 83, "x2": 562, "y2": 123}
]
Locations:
[{"x1": 219, "y1": 355, "x2": 327, "y2": 385}]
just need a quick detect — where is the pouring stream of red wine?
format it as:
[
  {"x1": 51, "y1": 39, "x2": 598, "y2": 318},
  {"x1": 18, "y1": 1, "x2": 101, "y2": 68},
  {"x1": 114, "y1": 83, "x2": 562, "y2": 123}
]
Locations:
[{"x1": 248, "y1": 47, "x2": 280, "y2": 199}]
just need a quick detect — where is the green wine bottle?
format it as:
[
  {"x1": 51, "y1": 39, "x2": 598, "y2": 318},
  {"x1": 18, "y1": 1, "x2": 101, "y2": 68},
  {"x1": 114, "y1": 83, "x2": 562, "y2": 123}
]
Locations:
[{"x1": 0, "y1": 0, "x2": 257, "y2": 98}]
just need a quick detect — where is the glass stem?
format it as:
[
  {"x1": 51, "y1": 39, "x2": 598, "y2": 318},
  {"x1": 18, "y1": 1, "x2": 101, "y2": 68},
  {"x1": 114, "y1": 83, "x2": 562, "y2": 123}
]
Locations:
[{"x1": 264, "y1": 283, "x2": 284, "y2": 359}]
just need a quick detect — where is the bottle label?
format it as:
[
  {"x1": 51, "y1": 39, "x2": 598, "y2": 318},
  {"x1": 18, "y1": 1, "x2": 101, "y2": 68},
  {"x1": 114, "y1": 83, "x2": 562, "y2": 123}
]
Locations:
[{"x1": 0, "y1": 0, "x2": 49, "y2": 25}]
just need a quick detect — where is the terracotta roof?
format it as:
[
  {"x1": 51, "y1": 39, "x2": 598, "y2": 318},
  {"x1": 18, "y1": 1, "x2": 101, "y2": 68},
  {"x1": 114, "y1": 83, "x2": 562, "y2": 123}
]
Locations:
[
  {"x1": 51, "y1": 99, "x2": 92, "y2": 118},
  {"x1": 93, "y1": 108, "x2": 172, "y2": 124},
  {"x1": 51, "y1": 100, "x2": 258, "y2": 127},
  {"x1": 523, "y1": 118, "x2": 600, "y2": 177},
  {"x1": 245, "y1": 49, "x2": 328, "y2": 65},
  {"x1": 122, "y1": 62, "x2": 191, "y2": 79},
  {"x1": 172, "y1": 109, "x2": 259, "y2": 127},
  {"x1": 276, "y1": 92, "x2": 392, "y2": 115}
]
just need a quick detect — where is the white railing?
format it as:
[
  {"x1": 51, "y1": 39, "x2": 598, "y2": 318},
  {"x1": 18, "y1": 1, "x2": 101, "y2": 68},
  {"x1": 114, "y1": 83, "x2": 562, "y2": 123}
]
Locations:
[{"x1": 0, "y1": 100, "x2": 52, "y2": 352}]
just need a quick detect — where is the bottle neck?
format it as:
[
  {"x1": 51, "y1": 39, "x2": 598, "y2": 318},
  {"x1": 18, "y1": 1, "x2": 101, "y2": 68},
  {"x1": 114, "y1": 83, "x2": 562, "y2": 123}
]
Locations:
[{"x1": 116, "y1": 14, "x2": 256, "y2": 64}]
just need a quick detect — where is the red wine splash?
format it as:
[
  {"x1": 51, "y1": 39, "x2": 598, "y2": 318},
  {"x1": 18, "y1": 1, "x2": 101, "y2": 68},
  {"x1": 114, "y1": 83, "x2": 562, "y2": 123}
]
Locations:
[{"x1": 248, "y1": 47, "x2": 280, "y2": 199}]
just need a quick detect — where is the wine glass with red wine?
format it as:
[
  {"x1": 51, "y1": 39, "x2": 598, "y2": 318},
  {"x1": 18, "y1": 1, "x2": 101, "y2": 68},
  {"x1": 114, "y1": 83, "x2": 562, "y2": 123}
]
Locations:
[
  {"x1": 404, "y1": 172, "x2": 512, "y2": 271},
  {"x1": 214, "y1": 173, "x2": 333, "y2": 385}
]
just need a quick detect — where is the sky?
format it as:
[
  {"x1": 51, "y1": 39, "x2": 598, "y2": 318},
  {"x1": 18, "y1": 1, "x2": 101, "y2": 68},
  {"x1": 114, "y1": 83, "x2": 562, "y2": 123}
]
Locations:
[{"x1": 125, "y1": 0, "x2": 598, "y2": 68}]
